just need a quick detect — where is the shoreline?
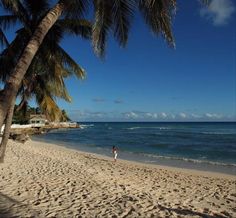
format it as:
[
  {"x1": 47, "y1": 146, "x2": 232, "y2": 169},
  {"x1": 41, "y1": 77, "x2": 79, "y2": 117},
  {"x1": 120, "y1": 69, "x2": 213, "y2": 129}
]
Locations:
[
  {"x1": 32, "y1": 138, "x2": 236, "y2": 179},
  {"x1": 32, "y1": 135, "x2": 236, "y2": 176},
  {"x1": 0, "y1": 139, "x2": 235, "y2": 217}
]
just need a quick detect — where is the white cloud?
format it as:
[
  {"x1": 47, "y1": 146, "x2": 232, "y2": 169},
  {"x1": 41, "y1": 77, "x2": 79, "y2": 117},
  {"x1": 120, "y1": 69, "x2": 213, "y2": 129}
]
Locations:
[
  {"x1": 200, "y1": 0, "x2": 235, "y2": 26},
  {"x1": 152, "y1": 113, "x2": 158, "y2": 119},
  {"x1": 123, "y1": 111, "x2": 159, "y2": 120},
  {"x1": 68, "y1": 109, "x2": 233, "y2": 121},
  {"x1": 144, "y1": 112, "x2": 153, "y2": 118},
  {"x1": 204, "y1": 113, "x2": 222, "y2": 119},
  {"x1": 179, "y1": 112, "x2": 187, "y2": 118},
  {"x1": 123, "y1": 111, "x2": 139, "y2": 119},
  {"x1": 190, "y1": 113, "x2": 202, "y2": 119},
  {"x1": 160, "y1": 112, "x2": 167, "y2": 118},
  {"x1": 205, "y1": 113, "x2": 214, "y2": 118},
  {"x1": 69, "y1": 110, "x2": 109, "y2": 120}
]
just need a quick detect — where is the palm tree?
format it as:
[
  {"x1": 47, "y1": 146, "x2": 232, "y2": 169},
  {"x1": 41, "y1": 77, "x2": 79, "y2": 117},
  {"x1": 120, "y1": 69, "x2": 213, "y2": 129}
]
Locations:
[
  {"x1": 0, "y1": 0, "x2": 177, "y2": 129},
  {"x1": 0, "y1": 0, "x2": 207, "y2": 161},
  {"x1": 0, "y1": 0, "x2": 91, "y2": 161},
  {"x1": 19, "y1": 49, "x2": 83, "y2": 122},
  {"x1": 0, "y1": 27, "x2": 13, "y2": 162},
  {"x1": 0, "y1": 96, "x2": 14, "y2": 162}
]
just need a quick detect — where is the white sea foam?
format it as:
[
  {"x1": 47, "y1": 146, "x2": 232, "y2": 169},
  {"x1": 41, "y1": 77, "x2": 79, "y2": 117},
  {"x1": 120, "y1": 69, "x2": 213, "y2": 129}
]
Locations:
[
  {"x1": 142, "y1": 153, "x2": 236, "y2": 167},
  {"x1": 80, "y1": 124, "x2": 94, "y2": 129},
  {"x1": 126, "y1": 127, "x2": 170, "y2": 130},
  {"x1": 202, "y1": 131, "x2": 236, "y2": 135}
]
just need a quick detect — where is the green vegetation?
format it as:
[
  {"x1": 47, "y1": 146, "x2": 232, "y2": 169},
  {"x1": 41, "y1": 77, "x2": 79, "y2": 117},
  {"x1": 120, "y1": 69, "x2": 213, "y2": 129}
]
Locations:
[
  {"x1": 12, "y1": 106, "x2": 40, "y2": 125},
  {"x1": 12, "y1": 105, "x2": 70, "y2": 124},
  {"x1": 61, "y1": 110, "x2": 71, "y2": 122},
  {"x1": 0, "y1": 0, "x2": 90, "y2": 123}
]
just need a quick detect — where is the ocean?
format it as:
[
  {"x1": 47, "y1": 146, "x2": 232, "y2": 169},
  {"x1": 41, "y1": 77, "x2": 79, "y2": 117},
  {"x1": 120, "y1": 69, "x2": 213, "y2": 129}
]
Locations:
[{"x1": 33, "y1": 122, "x2": 236, "y2": 175}]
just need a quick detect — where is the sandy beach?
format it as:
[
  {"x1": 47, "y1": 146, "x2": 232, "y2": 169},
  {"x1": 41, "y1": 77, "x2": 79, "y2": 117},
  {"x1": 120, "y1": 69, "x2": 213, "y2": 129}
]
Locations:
[{"x1": 0, "y1": 139, "x2": 235, "y2": 218}]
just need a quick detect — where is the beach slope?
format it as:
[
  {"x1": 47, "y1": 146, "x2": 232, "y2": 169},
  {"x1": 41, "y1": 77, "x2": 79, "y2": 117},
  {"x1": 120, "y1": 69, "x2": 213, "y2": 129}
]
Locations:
[{"x1": 0, "y1": 140, "x2": 235, "y2": 217}]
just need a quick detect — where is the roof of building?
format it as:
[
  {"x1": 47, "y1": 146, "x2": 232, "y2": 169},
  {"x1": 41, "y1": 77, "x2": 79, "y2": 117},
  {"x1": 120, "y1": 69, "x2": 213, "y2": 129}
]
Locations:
[{"x1": 29, "y1": 114, "x2": 47, "y2": 120}]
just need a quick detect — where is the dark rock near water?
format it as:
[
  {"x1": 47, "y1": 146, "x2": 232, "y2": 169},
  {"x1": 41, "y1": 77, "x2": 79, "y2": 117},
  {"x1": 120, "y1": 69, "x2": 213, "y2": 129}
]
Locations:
[{"x1": 10, "y1": 133, "x2": 29, "y2": 143}]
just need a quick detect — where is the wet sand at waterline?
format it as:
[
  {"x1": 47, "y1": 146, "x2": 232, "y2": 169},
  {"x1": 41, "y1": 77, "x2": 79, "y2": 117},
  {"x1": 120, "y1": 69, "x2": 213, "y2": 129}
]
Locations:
[{"x1": 0, "y1": 139, "x2": 235, "y2": 217}]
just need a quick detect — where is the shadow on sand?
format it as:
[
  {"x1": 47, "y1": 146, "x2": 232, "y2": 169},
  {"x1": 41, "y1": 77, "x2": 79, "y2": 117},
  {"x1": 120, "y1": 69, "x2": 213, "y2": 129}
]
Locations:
[
  {"x1": 0, "y1": 192, "x2": 40, "y2": 218},
  {"x1": 157, "y1": 204, "x2": 227, "y2": 218},
  {"x1": 0, "y1": 192, "x2": 228, "y2": 218}
]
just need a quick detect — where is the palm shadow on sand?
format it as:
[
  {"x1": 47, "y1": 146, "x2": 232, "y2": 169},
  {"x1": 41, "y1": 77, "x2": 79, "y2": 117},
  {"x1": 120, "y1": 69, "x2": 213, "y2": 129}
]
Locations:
[
  {"x1": 157, "y1": 204, "x2": 227, "y2": 218},
  {"x1": 0, "y1": 192, "x2": 40, "y2": 218}
]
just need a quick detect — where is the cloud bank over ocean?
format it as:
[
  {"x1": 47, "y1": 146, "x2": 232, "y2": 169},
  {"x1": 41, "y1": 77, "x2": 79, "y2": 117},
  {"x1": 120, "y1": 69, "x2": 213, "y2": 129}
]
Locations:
[{"x1": 68, "y1": 110, "x2": 235, "y2": 122}]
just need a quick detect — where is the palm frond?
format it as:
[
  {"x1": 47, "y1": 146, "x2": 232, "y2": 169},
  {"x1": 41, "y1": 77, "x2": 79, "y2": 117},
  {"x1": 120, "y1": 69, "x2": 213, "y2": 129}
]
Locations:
[
  {"x1": 56, "y1": 18, "x2": 92, "y2": 39},
  {"x1": 0, "y1": 0, "x2": 29, "y2": 26},
  {"x1": 25, "y1": 53, "x2": 72, "y2": 103},
  {"x1": 0, "y1": 28, "x2": 30, "y2": 81},
  {"x1": 38, "y1": 94, "x2": 62, "y2": 122},
  {"x1": 54, "y1": 44, "x2": 86, "y2": 79},
  {"x1": 23, "y1": 0, "x2": 50, "y2": 19},
  {"x1": 61, "y1": 0, "x2": 89, "y2": 19},
  {"x1": 47, "y1": 65, "x2": 72, "y2": 102},
  {"x1": 0, "y1": 27, "x2": 9, "y2": 49},
  {"x1": 112, "y1": 0, "x2": 135, "y2": 47},
  {"x1": 15, "y1": 88, "x2": 28, "y2": 113},
  {"x1": 44, "y1": 24, "x2": 63, "y2": 52},
  {"x1": 139, "y1": 0, "x2": 176, "y2": 47},
  {"x1": 0, "y1": 0, "x2": 86, "y2": 122},
  {"x1": 0, "y1": 15, "x2": 18, "y2": 30},
  {"x1": 92, "y1": 0, "x2": 113, "y2": 56}
]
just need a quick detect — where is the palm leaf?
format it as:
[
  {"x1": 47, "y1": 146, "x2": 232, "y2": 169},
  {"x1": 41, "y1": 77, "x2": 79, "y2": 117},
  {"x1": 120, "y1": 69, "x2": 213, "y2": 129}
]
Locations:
[
  {"x1": 62, "y1": 0, "x2": 88, "y2": 19},
  {"x1": 43, "y1": 23, "x2": 63, "y2": 52},
  {"x1": 38, "y1": 94, "x2": 62, "y2": 122},
  {"x1": 26, "y1": 54, "x2": 73, "y2": 102},
  {"x1": 0, "y1": 28, "x2": 30, "y2": 81},
  {"x1": 56, "y1": 18, "x2": 92, "y2": 39},
  {"x1": 47, "y1": 65, "x2": 72, "y2": 102},
  {"x1": 0, "y1": 27, "x2": 9, "y2": 48},
  {"x1": 92, "y1": 0, "x2": 113, "y2": 56},
  {"x1": 112, "y1": 0, "x2": 135, "y2": 47},
  {"x1": 139, "y1": 0, "x2": 176, "y2": 47},
  {"x1": 0, "y1": 15, "x2": 18, "y2": 30},
  {"x1": 23, "y1": 0, "x2": 50, "y2": 19},
  {"x1": 0, "y1": 0, "x2": 29, "y2": 26},
  {"x1": 53, "y1": 44, "x2": 86, "y2": 79}
]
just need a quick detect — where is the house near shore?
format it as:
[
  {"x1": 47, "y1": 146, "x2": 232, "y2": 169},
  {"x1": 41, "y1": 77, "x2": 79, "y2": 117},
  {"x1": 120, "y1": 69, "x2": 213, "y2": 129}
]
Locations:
[{"x1": 29, "y1": 114, "x2": 48, "y2": 127}]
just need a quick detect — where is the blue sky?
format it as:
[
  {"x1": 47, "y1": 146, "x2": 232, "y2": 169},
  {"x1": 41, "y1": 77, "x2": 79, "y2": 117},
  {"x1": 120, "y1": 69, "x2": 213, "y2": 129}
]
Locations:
[{"x1": 2, "y1": 0, "x2": 236, "y2": 121}]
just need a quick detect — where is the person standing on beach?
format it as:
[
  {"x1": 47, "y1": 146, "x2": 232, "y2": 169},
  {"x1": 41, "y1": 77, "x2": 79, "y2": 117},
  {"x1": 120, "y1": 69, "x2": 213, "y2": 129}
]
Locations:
[{"x1": 112, "y1": 146, "x2": 118, "y2": 162}]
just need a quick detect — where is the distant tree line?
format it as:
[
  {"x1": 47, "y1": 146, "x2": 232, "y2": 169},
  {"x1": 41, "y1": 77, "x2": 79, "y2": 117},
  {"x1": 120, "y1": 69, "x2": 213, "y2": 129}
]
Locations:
[{"x1": 13, "y1": 105, "x2": 70, "y2": 124}]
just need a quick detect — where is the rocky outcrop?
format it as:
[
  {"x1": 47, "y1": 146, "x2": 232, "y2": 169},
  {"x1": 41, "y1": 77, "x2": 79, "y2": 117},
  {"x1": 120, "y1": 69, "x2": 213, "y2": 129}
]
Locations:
[{"x1": 9, "y1": 133, "x2": 29, "y2": 143}]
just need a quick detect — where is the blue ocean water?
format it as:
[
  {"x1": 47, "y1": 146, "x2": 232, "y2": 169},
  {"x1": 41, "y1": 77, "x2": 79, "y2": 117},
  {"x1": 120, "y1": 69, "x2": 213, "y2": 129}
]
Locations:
[{"x1": 33, "y1": 122, "x2": 236, "y2": 174}]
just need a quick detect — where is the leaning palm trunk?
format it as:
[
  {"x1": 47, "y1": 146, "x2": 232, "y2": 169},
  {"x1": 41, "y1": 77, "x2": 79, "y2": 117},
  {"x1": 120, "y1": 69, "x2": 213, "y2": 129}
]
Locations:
[
  {"x1": 0, "y1": 3, "x2": 64, "y2": 133},
  {"x1": 0, "y1": 97, "x2": 15, "y2": 163}
]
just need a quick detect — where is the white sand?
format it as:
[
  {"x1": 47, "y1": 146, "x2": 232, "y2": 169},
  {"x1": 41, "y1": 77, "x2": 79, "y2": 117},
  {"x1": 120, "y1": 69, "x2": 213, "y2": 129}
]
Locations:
[{"x1": 0, "y1": 139, "x2": 235, "y2": 217}]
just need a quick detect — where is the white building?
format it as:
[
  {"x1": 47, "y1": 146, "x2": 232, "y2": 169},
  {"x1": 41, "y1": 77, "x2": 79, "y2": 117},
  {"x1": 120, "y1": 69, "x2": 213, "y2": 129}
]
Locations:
[{"x1": 29, "y1": 114, "x2": 48, "y2": 127}]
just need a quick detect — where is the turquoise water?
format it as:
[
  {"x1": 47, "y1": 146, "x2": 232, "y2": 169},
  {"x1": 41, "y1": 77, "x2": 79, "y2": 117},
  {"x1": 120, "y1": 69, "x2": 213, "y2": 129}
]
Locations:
[{"x1": 33, "y1": 122, "x2": 236, "y2": 174}]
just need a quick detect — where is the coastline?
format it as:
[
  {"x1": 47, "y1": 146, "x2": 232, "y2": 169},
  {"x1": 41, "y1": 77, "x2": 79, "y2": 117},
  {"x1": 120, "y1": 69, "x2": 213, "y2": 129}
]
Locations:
[
  {"x1": 0, "y1": 139, "x2": 235, "y2": 217},
  {"x1": 32, "y1": 137, "x2": 236, "y2": 179},
  {"x1": 32, "y1": 135, "x2": 236, "y2": 176}
]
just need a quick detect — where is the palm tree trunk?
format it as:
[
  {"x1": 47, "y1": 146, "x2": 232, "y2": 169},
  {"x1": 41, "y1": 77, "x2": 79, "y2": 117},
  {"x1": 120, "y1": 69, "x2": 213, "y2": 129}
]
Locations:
[
  {"x1": 0, "y1": 97, "x2": 15, "y2": 163},
  {"x1": 16, "y1": 96, "x2": 27, "y2": 112},
  {"x1": 0, "y1": 2, "x2": 64, "y2": 130}
]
